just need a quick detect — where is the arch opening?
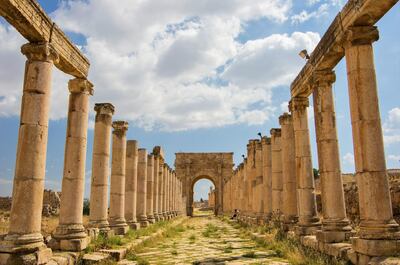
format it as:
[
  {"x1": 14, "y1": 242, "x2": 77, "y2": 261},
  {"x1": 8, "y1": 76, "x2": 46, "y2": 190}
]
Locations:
[{"x1": 192, "y1": 178, "x2": 215, "y2": 217}]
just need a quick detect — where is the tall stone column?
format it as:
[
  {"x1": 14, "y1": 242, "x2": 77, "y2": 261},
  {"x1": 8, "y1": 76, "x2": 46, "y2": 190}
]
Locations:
[
  {"x1": 271, "y1": 129, "x2": 283, "y2": 219},
  {"x1": 261, "y1": 137, "x2": 272, "y2": 221},
  {"x1": 153, "y1": 152, "x2": 160, "y2": 221},
  {"x1": 290, "y1": 97, "x2": 320, "y2": 235},
  {"x1": 125, "y1": 140, "x2": 140, "y2": 230},
  {"x1": 312, "y1": 70, "x2": 351, "y2": 243},
  {"x1": 254, "y1": 141, "x2": 263, "y2": 223},
  {"x1": 246, "y1": 141, "x2": 256, "y2": 221},
  {"x1": 162, "y1": 164, "x2": 168, "y2": 219},
  {"x1": 0, "y1": 43, "x2": 57, "y2": 261},
  {"x1": 109, "y1": 121, "x2": 129, "y2": 235},
  {"x1": 171, "y1": 172, "x2": 176, "y2": 216},
  {"x1": 344, "y1": 26, "x2": 400, "y2": 256},
  {"x1": 279, "y1": 113, "x2": 298, "y2": 230},
  {"x1": 158, "y1": 161, "x2": 165, "y2": 220},
  {"x1": 53, "y1": 78, "x2": 93, "y2": 251},
  {"x1": 146, "y1": 154, "x2": 156, "y2": 223},
  {"x1": 137, "y1": 149, "x2": 149, "y2": 227},
  {"x1": 89, "y1": 103, "x2": 114, "y2": 232}
]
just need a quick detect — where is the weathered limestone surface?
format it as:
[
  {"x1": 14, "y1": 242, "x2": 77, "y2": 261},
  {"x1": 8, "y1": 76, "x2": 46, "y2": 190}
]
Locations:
[
  {"x1": 261, "y1": 137, "x2": 272, "y2": 220},
  {"x1": 312, "y1": 70, "x2": 351, "y2": 243},
  {"x1": 290, "y1": 97, "x2": 320, "y2": 235},
  {"x1": 152, "y1": 151, "x2": 160, "y2": 221},
  {"x1": 89, "y1": 103, "x2": 114, "y2": 231},
  {"x1": 0, "y1": 43, "x2": 58, "y2": 260},
  {"x1": 344, "y1": 26, "x2": 400, "y2": 256},
  {"x1": 109, "y1": 121, "x2": 129, "y2": 235},
  {"x1": 270, "y1": 129, "x2": 283, "y2": 217},
  {"x1": 279, "y1": 113, "x2": 298, "y2": 228},
  {"x1": 53, "y1": 78, "x2": 93, "y2": 251},
  {"x1": 137, "y1": 149, "x2": 149, "y2": 228},
  {"x1": 146, "y1": 154, "x2": 156, "y2": 224},
  {"x1": 125, "y1": 140, "x2": 140, "y2": 230}
]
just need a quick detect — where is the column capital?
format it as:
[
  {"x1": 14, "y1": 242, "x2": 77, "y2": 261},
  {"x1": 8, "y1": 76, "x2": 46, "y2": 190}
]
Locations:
[
  {"x1": 152, "y1": 146, "x2": 165, "y2": 160},
  {"x1": 21, "y1": 42, "x2": 59, "y2": 63},
  {"x1": 261, "y1": 136, "x2": 271, "y2": 145},
  {"x1": 344, "y1": 26, "x2": 379, "y2": 47},
  {"x1": 279, "y1": 112, "x2": 292, "y2": 125},
  {"x1": 312, "y1": 70, "x2": 336, "y2": 87},
  {"x1": 289, "y1": 97, "x2": 309, "y2": 112},
  {"x1": 68, "y1": 78, "x2": 94, "y2": 95},
  {"x1": 270, "y1": 128, "x2": 281, "y2": 137},
  {"x1": 112, "y1": 120, "x2": 129, "y2": 134},
  {"x1": 94, "y1": 103, "x2": 115, "y2": 116}
]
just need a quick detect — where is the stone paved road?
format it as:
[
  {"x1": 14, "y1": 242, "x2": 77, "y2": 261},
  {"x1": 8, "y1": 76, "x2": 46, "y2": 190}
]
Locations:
[{"x1": 135, "y1": 216, "x2": 290, "y2": 265}]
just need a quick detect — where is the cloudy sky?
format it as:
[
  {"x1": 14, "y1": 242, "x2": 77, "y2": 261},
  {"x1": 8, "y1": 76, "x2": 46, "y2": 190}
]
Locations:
[{"x1": 0, "y1": 0, "x2": 399, "y2": 200}]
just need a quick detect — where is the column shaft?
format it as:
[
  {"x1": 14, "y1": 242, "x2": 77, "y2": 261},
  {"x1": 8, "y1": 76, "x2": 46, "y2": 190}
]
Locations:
[
  {"x1": 290, "y1": 97, "x2": 320, "y2": 235},
  {"x1": 125, "y1": 140, "x2": 140, "y2": 229},
  {"x1": 271, "y1": 129, "x2": 283, "y2": 217},
  {"x1": 146, "y1": 154, "x2": 155, "y2": 223},
  {"x1": 89, "y1": 103, "x2": 114, "y2": 231},
  {"x1": 153, "y1": 155, "x2": 160, "y2": 221},
  {"x1": 137, "y1": 149, "x2": 149, "y2": 227},
  {"x1": 109, "y1": 121, "x2": 129, "y2": 235},
  {"x1": 344, "y1": 26, "x2": 399, "y2": 255},
  {"x1": 261, "y1": 137, "x2": 272, "y2": 220},
  {"x1": 53, "y1": 78, "x2": 93, "y2": 250}
]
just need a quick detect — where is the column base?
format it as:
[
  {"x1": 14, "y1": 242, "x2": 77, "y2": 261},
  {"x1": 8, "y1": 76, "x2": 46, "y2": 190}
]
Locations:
[
  {"x1": 352, "y1": 237, "x2": 400, "y2": 257},
  {"x1": 127, "y1": 222, "x2": 140, "y2": 230},
  {"x1": 0, "y1": 244, "x2": 52, "y2": 265},
  {"x1": 48, "y1": 236, "x2": 90, "y2": 252},
  {"x1": 295, "y1": 223, "x2": 321, "y2": 236},
  {"x1": 110, "y1": 224, "x2": 129, "y2": 235},
  {"x1": 88, "y1": 219, "x2": 110, "y2": 232},
  {"x1": 139, "y1": 216, "x2": 149, "y2": 228},
  {"x1": 154, "y1": 213, "x2": 160, "y2": 222},
  {"x1": 316, "y1": 230, "x2": 353, "y2": 243}
]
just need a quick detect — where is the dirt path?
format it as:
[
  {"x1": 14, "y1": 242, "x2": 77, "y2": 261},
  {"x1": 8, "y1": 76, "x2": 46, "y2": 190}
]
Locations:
[{"x1": 135, "y1": 216, "x2": 290, "y2": 265}]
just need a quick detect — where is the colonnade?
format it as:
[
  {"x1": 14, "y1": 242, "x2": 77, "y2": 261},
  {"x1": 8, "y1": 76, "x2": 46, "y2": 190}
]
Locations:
[
  {"x1": 0, "y1": 42, "x2": 184, "y2": 264},
  {"x1": 223, "y1": 25, "x2": 400, "y2": 260}
]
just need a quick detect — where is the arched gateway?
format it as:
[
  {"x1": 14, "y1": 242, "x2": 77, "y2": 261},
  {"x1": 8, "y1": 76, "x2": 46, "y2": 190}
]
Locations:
[{"x1": 175, "y1": 153, "x2": 234, "y2": 216}]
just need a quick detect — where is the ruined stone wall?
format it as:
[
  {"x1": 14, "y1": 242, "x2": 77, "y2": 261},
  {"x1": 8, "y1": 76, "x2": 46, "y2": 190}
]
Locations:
[
  {"x1": 0, "y1": 190, "x2": 61, "y2": 216},
  {"x1": 316, "y1": 170, "x2": 400, "y2": 225}
]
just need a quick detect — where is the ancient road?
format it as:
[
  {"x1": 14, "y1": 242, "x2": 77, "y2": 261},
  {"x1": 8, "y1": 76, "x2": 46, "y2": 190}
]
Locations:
[{"x1": 135, "y1": 215, "x2": 290, "y2": 265}]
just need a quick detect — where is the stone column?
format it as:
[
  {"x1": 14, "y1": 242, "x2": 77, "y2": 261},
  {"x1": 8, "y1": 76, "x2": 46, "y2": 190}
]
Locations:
[
  {"x1": 261, "y1": 137, "x2": 272, "y2": 221},
  {"x1": 290, "y1": 97, "x2": 320, "y2": 235},
  {"x1": 0, "y1": 43, "x2": 57, "y2": 261},
  {"x1": 153, "y1": 153, "x2": 160, "y2": 221},
  {"x1": 271, "y1": 129, "x2": 283, "y2": 219},
  {"x1": 109, "y1": 121, "x2": 129, "y2": 235},
  {"x1": 246, "y1": 141, "x2": 256, "y2": 221},
  {"x1": 137, "y1": 149, "x2": 149, "y2": 227},
  {"x1": 255, "y1": 141, "x2": 263, "y2": 223},
  {"x1": 53, "y1": 78, "x2": 93, "y2": 251},
  {"x1": 344, "y1": 26, "x2": 400, "y2": 256},
  {"x1": 146, "y1": 154, "x2": 156, "y2": 223},
  {"x1": 89, "y1": 103, "x2": 114, "y2": 232},
  {"x1": 125, "y1": 140, "x2": 140, "y2": 230},
  {"x1": 279, "y1": 113, "x2": 298, "y2": 230},
  {"x1": 158, "y1": 162, "x2": 165, "y2": 220},
  {"x1": 171, "y1": 172, "x2": 176, "y2": 216},
  {"x1": 312, "y1": 70, "x2": 351, "y2": 243},
  {"x1": 163, "y1": 165, "x2": 169, "y2": 219}
]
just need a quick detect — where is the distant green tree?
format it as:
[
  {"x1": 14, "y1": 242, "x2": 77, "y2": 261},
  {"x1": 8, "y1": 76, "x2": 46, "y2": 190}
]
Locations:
[
  {"x1": 313, "y1": 168, "x2": 320, "y2": 179},
  {"x1": 83, "y1": 198, "x2": 90, "y2": 215}
]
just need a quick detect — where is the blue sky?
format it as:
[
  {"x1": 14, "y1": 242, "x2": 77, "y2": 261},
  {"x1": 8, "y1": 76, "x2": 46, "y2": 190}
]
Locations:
[{"x1": 0, "y1": 1, "x2": 399, "y2": 201}]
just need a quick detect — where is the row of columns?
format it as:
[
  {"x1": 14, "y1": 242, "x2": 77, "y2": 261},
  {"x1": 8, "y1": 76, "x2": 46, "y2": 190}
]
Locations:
[
  {"x1": 223, "y1": 26, "x2": 399, "y2": 258},
  {"x1": 0, "y1": 42, "x2": 184, "y2": 263}
]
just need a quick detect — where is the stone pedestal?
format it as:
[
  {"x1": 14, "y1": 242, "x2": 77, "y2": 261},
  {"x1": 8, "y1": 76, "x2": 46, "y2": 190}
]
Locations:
[
  {"x1": 344, "y1": 26, "x2": 400, "y2": 255},
  {"x1": 89, "y1": 103, "x2": 115, "y2": 232},
  {"x1": 137, "y1": 149, "x2": 149, "y2": 228},
  {"x1": 53, "y1": 78, "x2": 93, "y2": 251},
  {"x1": 146, "y1": 154, "x2": 156, "y2": 224},
  {"x1": 109, "y1": 121, "x2": 129, "y2": 235},
  {"x1": 125, "y1": 140, "x2": 140, "y2": 230},
  {"x1": 312, "y1": 70, "x2": 351, "y2": 243},
  {"x1": 279, "y1": 114, "x2": 298, "y2": 229},
  {"x1": 290, "y1": 97, "x2": 320, "y2": 235},
  {"x1": 0, "y1": 42, "x2": 58, "y2": 263},
  {"x1": 270, "y1": 129, "x2": 283, "y2": 219}
]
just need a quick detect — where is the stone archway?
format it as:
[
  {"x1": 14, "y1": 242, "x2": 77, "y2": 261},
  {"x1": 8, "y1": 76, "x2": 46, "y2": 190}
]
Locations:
[{"x1": 175, "y1": 153, "x2": 233, "y2": 216}]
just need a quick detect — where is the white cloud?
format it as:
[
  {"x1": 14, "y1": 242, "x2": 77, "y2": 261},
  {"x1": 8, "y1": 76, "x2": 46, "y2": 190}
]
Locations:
[
  {"x1": 343, "y1": 152, "x2": 354, "y2": 166},
  {"x1": 291, "y1": 4, "x2": 329, "y2": 24},
  {"x1": 0, "y1": 0, "x2": 323, "y2": 132},
  {"x1": 383, "y1": 107, "x2": 400, "y2": 144},
  {"x1": 388, "y1": 155, "x2": 400, "y2": 161},
  {"x1": 280, "y1": 101, "x2": 289, "y2": 112},
  {"x1": 0, "y1": 178, "x2": 12, "y2": 185}
]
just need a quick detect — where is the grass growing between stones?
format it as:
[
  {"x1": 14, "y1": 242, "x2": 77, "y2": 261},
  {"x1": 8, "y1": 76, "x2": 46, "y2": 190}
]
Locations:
[{"x1": 230, "y1": 220, "x2": 348, "y2": 265}]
